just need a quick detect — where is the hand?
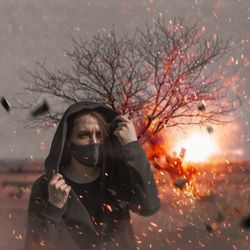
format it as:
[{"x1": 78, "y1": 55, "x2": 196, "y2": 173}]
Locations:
[
  {"x1": 48, "y1": 173, "x2": 71, "y2": 209},
  {"x1": 113, "y1": 115, "x2": 138, "y2": 146}
]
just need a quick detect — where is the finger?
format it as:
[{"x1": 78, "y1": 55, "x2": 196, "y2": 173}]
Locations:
[
  {"x1": 54, "y1": 179, "x2": 66, "y2": 189},
  {"x1": 59, "y1": 183, "x2": 68, "y2": 191},
  {"x1": 118, "y1": 115, "x2": 130, "y2": 122},
  {"x1": 114, "y1": 117, "x2": 126, "y2": 125},
  {"x1": 64, "y1": 186, "x2": 71, "y2": 193},
  {"x1": 50, "y1": 173, "x2": 63, "y2": 185},
  {"x1": 114, "y1": 128, "x2": 123, "y2": 134},
  {"x1": 116, "y1": 122, "x2": 128, "y2": 128}
]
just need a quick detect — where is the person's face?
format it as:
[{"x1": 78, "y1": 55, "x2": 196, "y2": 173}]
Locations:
[{"x1": 69, "y1": 114, "x2": 102, "y2": 145}]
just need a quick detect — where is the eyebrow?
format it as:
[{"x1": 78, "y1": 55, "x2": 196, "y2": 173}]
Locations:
[{"x1": 78, "y1": 130, "x2": 101, "y2": 134}]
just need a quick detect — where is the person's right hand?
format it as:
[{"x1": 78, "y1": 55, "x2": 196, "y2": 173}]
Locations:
[{"x1": 48, "y1": 173, "x2": 71, "y2": 209}]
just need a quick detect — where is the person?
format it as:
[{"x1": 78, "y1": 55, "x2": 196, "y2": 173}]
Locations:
[{"x1": 24, "y1": 101, "x2": 161, "y2": 250}]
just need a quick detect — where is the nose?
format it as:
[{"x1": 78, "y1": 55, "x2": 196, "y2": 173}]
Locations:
[{"x1": 90, "y1": 134, "x2": 99, "y2": 144}]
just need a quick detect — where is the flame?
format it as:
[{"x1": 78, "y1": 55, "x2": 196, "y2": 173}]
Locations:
[
  {"x1": 140, "y1": 116, "x2": 232, "y2": 200},
  {"x1": 174, "y1": 133, "x2": 219, "y2": 163}
]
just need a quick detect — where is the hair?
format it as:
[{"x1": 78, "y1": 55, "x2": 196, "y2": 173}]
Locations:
[{"x1": 67, "y1": 110, "x2": 109, "y2": 141}]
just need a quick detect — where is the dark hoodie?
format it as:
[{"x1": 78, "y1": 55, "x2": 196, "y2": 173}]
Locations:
[{"x1": 24, "y1": 101, "x2": 161, "y2": 250}]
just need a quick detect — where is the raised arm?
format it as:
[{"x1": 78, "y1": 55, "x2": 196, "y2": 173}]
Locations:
[
  {"x1": 24, "y1": 176, "x2": 67, "y2": 250},
  {"x1": 111, "y1": 115, "x2": 161, "y2": 216}
]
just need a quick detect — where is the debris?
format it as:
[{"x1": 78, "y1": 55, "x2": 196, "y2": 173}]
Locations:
[
  {"x1": 30, "y1": 100, "x2": 50, "y2": 117},
  {"x1": 205, "y1": 223, "x2": 213, "y2": 232},
  {"x1": 146, "y1": 115, "x2": 153, "y2": 121},
  {"x1": 215, "y1": 211, "x2": 224, "y2": 223},
  {"x1": 207, "y1": 126, "x2": 214, "y2": 134},
  {"x1": 205, "y1": 222, "x2": 217, "y2": 232},
  {"x1": 179, "y1": 148, "x2": 186, "y2": 160},
  {"x1": 240, "y1": 214, "x2": 250, "y2": 229},
  {"x1": 1, "y1": 96, "x2": 11, "y2": 113},
  {"x1": 197, "y1": 103, "x2": 206, "y2": 112},
  {"x1": 174, "y1": 177, "x2": 186, "y2": 189}
]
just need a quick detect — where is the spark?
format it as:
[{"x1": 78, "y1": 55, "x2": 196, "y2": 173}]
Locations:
[
  {"x1": 39, "y1": 240, "x2": 45, "y2": 246},
  {"x1": 103, "y1": 203, "x2": 112, "y2": 212},
  {"x1": 213, "y1": 11, "x2": 218, "y2": 18},
  {"x1": 150, "y1": 222, "x2": 157, "y2": 227}
]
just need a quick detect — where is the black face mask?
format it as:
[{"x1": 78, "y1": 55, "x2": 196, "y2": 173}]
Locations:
[{"x1": 69, "y1": 142, "x2": 103, "y2": 168}]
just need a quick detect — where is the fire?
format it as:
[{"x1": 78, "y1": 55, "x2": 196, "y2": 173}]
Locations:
[
  {"x1": 174, "y1": 133, "x2": 219, "y2": 163},
  {"x1": 143, "y1": 126, "x2": 222, "y2": 199}
]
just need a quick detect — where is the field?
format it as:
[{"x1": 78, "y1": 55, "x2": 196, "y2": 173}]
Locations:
[{"x1": 0, "y1": 160, "x2": 249, "y2": 250}]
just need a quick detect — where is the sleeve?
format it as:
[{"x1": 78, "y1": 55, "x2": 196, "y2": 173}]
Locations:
[
  {"x1": 24, "y1": 177, "x2": 67, "y2": 250},
  {"x1": 119, "y1": 140, "x2": 161, "y2": 216}
]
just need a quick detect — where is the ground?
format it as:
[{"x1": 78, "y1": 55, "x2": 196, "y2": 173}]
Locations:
[{"x1": 0, "y1": 161, "x2": 249, "y2": 250}]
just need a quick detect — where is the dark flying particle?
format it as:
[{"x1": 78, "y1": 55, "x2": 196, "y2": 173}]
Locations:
[
  {"x1": 215, "y1": 211, "x2": 224, "y2": 223},
  {"x1": 205, "y1": 223, "x2": 213, "y2": 233},
  {"x1": 1, "y1": 97, "x2": 11, "y2": 113},
  {"x1": 240, "y1": 214, "x2": 250, "y2": 229},
  {"x1": 205, "y1": 223, "x2": 217, "y2": 232},
  {"x1": 31, "y1": 100, "x2": 50, "y2": 117},
  {"x1": 197, "y1": 103, "x2": 206, "y2": 112},
  {"x1": 147, "y1": 115, "x2": 153, "y2": 121},
  {"x1": 207, "y1": 126, "x2": 214, "y2": 134},
  {"x1": 174, "y1": 177, "x2": 186, "y2": 189}
]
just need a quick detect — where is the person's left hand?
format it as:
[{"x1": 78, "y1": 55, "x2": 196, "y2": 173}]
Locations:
[{"x1": 113, "y1": 115, "x2": 138, "y2": 146}]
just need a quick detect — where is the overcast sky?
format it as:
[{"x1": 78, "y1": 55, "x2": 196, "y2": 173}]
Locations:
[{"x1": 0, "y1": 0, "x2": 249, "y2": 160}]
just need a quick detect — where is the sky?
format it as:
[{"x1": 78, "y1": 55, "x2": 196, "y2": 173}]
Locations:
[{"x1": 0, "y1": 0, "x2": 249, "y2": 161}]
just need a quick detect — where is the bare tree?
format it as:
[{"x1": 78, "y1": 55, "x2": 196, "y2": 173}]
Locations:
[{"x1": 15, "y1": 17, "x2": 240, "y2": 145}]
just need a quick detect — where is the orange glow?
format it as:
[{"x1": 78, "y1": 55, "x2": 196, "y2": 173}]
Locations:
[{"x1": 174, "y1": 133, "x2": 219, "y2": 163}]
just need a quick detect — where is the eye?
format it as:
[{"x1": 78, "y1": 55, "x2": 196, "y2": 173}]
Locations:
[{"x1": 79, "y1": 134, "x2": 88, "y2": 138}]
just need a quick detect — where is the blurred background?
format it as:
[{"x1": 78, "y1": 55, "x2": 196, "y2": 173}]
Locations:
[{"x1": 0, "y1": 0, "x2": 249, "y2": 249}]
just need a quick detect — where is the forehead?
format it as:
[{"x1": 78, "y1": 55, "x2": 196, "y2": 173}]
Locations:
[{"x1": 72, "y1": 114, "x2": 100, "y2": 132}]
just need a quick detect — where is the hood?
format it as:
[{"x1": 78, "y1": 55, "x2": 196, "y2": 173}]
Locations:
[{"x1": 44, "y1": 101, "x2": 121, "y2": 182}]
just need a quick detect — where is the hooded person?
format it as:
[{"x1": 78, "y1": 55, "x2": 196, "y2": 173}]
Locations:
[{"x1": 24, "y1": 101, "x2": 161, "y2": 250}]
